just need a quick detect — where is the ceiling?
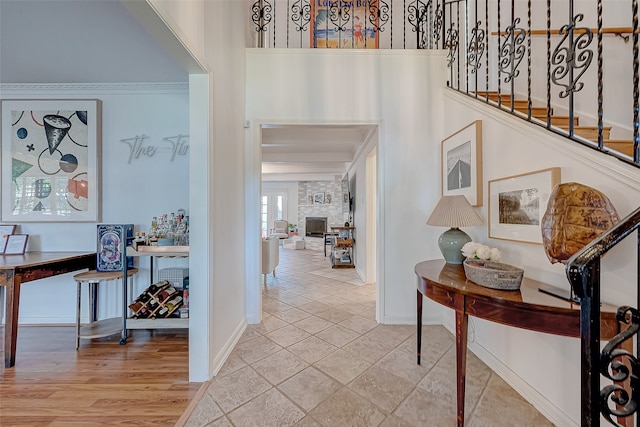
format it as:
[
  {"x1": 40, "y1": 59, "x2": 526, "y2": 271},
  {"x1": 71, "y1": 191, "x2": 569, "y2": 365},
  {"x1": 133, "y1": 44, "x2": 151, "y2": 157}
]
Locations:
[
  {"x1": 261, "y1": 124, "x2": 375, "y2": 181},
  {"x1": 0, "y1": 0, "x2": 372, "y2": 182}
]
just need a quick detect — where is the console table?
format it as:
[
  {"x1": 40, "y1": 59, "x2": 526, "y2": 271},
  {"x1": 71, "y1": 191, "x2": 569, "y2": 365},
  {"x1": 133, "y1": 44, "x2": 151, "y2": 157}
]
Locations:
[
  {"x1": 0, "y1": 252, "x2": 96, "y2": 368},
  {"x1": 415, "y1": 259, "x2": 623, "y2": 427}
]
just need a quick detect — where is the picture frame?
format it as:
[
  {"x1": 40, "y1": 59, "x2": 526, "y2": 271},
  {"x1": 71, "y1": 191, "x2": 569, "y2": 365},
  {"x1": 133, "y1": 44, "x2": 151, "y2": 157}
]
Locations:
[
  {"x1": 4, "y1": 234, "x2": 28, "y2": 255},
  {"x1": 441, "y1": 120, "x2": 483, "y2": 206},
  {"x1": 311, "y1": 1, "x2": 379, "y2": 48},
  {"x1": 0, "y1": 224, "x2": 17, "y2": 236},
  {"x1": 313, "y1": 192, "x2": 325, "y2": 204},
  {"x1": 1, "y1": 99, "x2": 101, "y2": 222},
  {"x1": 488, "y1": 167, "x2": 561, "y2": 244}
]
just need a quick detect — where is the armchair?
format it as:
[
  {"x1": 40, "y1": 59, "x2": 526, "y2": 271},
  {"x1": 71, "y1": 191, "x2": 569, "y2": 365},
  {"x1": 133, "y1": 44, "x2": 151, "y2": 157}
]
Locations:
[
  {"x1": 269, "y1": 220, "x2": 289, "y2": 239},
  {"x1": 261, "y1": 236, "x2": 280, "y2": 287}
]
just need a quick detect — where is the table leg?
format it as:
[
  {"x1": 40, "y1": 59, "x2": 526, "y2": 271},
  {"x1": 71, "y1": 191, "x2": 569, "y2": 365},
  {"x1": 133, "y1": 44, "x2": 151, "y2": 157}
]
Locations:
[
  {"x1": 417, "y1": 289, "x2": 423, "y2": 365},
  {"x1": 76, "y1": 281, "x2": 81, "y2": 350},
  {"x1": 2, "y1": 270, "x2": 19, "y2": 368},
  {"x1": 0, "y1": 286, "x2": 4, "y2": 324},
  {"x1": 456, "y1": 310, "x2": 468, "y2": 427}
]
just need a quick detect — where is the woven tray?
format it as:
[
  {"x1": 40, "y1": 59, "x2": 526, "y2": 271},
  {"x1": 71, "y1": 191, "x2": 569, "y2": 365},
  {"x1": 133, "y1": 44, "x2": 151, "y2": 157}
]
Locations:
[{"x1": 463, "y1": 259, "x2": 524, "y2": 291}]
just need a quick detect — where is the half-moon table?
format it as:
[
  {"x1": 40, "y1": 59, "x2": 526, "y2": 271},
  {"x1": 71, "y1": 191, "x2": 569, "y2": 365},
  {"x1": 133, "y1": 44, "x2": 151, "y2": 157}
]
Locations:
[{"x1": 415, "y1": 259, "x2": 622, "y2": 427}]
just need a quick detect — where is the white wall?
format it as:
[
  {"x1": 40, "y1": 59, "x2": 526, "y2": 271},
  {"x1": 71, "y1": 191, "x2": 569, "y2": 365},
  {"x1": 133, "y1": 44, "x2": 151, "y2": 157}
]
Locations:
[
  {"x1": 0, "y1": 83, "x2": 189, "y2": 324},
  {"x1": 202, "y1": 0, "x2": 250, "y2": 378},
  {"x1": 245, "y1": 49, "x2": 449, "y2": 326}
]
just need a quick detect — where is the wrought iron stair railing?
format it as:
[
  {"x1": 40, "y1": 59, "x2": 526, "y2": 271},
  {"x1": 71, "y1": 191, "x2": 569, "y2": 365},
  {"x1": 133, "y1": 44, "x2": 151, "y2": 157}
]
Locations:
[
  {"x1": 250, "y1": 0, "x2": 640, "y2": 168},
  {"x1": 566, "y1": 206, "x2": 640, "y2": 426}
]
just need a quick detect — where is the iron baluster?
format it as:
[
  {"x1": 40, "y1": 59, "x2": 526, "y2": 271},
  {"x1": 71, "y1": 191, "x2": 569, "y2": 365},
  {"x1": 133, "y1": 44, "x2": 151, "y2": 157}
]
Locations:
[
  {"x1": 597, "y1": 0, "x2": 603, "y2": 150},
  {"x1": 598, "y1": 306, "x2": 639, "y2": 425},
  {"x1": 291, "y1": 0, "x2": 311, "y2": 33},
  {"x1": 329, "y1": 0, "x2": 351, "y2": 48},
  {"x1": 546, "y1": 0, "x2": 551, "y2": 127},
  {"x1": 408, "y1": 0, "x2": 430, "y2": 48},
  {"x1": 287, "y1": 0, "x2": 290, "y2": 48},
  {"x1": 433, "y1": 1, "x2": 443, "y2": 45},
  {"x1": 633, "y1": 0, "x2": 639, "y2": 163},
  {"x1": 367, "y1": 0, "x2": 390, "y2": 33},
  {"x1": 527, "y1": 0, "x2": 532, "y2": 119},
  {"x1": 467, "y1": 21, "x2": 485, "y2": 75},
  {"x1": 498, "y1": 17, "x2": 526, "y2": 84},
  {"x1": 445, "y1": 17, "x2": 459, "y2": 68},
  {"x1": 551, "y1": 14, "x2": 594, "y2": 100},
  {"x1": 484, "y1": 0, "x2": 488, "y2": 102},
  {"x1": 251, "y1": 0, "x2": 273, "y2": 48}
]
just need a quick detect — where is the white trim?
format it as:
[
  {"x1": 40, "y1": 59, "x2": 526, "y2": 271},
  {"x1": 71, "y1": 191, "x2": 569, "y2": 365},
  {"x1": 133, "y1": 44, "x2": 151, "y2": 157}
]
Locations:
[
  {"x1": 376, "y1": 122, "x2": 385, "y2": 324},
  {"x1": 382, "y1": 313, "x2": 442, "y2": 325},
  {"x1": 0, "y1": 83, "x2": 188, "y2": 95},
  {"x1": 210, "y1": 320, "x2": 247, "y2": 376},
  {"x1": 247, "y1": 48, "x2": 447, "y2": 59}
]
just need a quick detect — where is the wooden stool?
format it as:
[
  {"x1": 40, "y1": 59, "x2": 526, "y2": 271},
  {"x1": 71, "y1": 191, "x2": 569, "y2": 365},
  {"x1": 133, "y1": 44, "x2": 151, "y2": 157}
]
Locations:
[{"x1": 73, "y1": 268, "x2": 138, "y2": 349}]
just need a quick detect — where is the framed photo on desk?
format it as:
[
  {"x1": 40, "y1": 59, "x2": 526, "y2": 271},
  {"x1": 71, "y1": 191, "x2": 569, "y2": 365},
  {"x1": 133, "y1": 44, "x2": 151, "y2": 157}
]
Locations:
[
  {"x1": 4, "y1": 234, "x2": 28, "y2": 254},
  {"x1": 0, "y1": 224, "x2": 17, "y2": 254}
]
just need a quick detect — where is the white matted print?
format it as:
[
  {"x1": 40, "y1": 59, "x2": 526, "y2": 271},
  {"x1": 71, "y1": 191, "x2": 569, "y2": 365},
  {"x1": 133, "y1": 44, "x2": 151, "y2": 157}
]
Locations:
[
  {"x1": 488, "y1": 167, "x2": 561, "y2": 244},
  {"x1": 1, "y1": 99, "x2": 101, "y2": 222},
  {"x1": 441, "y1": 120, "x2": 482, "y2": 206}
]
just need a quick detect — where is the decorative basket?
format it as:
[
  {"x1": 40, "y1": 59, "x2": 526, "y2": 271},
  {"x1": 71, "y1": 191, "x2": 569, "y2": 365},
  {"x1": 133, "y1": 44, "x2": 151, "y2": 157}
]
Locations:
[{"x1": 463, "y1": 259, "x2": 524, "y2": 291}]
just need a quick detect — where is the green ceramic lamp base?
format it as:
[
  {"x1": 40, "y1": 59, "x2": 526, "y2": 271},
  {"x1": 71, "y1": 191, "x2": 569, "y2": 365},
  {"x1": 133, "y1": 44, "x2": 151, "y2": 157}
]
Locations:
[{"x1": 438, "y1": 227, "x2": 472, "y2": 264}]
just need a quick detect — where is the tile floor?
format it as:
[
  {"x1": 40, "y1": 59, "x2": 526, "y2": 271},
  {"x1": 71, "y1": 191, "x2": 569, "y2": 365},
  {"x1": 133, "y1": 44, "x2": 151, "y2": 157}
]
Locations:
[{"x1": 182, "y1": 247, "x2": 553, "y2": 426}]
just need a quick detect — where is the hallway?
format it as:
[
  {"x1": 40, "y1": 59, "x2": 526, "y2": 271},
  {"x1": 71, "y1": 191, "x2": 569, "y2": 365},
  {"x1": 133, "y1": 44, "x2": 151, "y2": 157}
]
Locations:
[{"x1": 182, "y1": 247, "x2": 552, "y2": 426}]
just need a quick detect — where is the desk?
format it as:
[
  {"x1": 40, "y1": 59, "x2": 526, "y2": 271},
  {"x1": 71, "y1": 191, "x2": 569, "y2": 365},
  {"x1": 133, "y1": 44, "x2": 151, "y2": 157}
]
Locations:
[
  {"x1": 415, "y1": 260, "x2": 621, "y2": 427},
  {"x1": 0, "y1": 252, "x2": 96, "y2": 368}
]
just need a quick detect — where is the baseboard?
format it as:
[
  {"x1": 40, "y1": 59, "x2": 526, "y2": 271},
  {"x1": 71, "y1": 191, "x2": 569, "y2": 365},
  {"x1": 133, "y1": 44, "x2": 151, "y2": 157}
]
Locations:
[
  {"x1": 441, "y1": 320, "x2": 577, "y2": 427},
  {"x1": 380, "y1": 313, "x2": 441, "y2": 325},
  {"x1": 209, "y1": 319, "x2": 247, "y2": 377}
]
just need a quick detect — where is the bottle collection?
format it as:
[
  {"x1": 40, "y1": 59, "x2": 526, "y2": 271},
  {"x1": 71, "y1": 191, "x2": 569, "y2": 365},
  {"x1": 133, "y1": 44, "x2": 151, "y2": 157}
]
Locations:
[
  {"x1": 136, "y1": 209, "x2": 189, "y2": 247},
  {"x1": 128, "y1": 280, "x2": 184, "y2": 319}
]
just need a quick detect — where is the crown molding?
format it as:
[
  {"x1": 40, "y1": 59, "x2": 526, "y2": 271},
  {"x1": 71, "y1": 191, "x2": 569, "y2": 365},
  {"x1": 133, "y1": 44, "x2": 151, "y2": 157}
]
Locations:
[{"x1": 0, "y1": 82, "x2": 188, "y2": 95}]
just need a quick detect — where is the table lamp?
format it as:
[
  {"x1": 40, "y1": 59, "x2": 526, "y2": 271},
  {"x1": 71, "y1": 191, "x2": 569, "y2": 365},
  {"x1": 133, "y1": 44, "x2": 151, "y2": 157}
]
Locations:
[{"x1": 426, "y1": 195, "x2": 484, "y2": 264}]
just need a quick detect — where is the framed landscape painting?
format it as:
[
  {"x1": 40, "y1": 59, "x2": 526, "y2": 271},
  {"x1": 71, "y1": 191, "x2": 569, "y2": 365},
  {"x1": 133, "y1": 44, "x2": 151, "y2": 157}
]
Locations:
[
  {"x1": 441, "y1": 120, "x2": 483, "y2": 206},
  {"x1": 1, "y1": 99, "x2": 101, "y2": 222},
  {"x1": 488, "y1": 167, "x2": 561, "y2": 243}
]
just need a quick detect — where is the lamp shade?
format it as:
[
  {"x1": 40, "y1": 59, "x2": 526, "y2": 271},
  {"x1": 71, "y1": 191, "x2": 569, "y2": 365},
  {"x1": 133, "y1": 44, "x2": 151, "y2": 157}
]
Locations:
[
  {"x1": 426, "y1": 195, "x2": 484, "y2": 227},
  {"x1": 426, "y1": 195, "x2": 484, "y2": 264}
]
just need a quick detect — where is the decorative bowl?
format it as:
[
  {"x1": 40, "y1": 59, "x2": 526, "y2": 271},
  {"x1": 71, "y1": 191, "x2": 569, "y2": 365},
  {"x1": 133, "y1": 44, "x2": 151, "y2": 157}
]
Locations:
[{"x1": 463, "y1": 259, "x2": 524, "y2": 291}]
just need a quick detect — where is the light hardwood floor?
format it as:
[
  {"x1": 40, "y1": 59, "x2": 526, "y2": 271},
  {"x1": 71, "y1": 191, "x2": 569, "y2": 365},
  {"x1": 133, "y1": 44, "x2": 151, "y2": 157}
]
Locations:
[{"x1": 0, "y1": 326, "x2": 200, "y2": 426}]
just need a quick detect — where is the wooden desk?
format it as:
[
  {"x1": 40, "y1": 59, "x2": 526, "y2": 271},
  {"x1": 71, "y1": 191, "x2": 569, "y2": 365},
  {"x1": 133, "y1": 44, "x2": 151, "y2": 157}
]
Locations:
[
  {"x1": 415, "y1": 260, "x2": 621, "y2": 427},
  {"x1": 0, "y1": 252, "x2": 96, "y2": 368}
]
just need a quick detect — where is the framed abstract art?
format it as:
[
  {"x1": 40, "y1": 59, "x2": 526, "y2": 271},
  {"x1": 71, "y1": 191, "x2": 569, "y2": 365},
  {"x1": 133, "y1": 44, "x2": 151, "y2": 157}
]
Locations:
[{"x1": 1, "y1": 99, "x2": 101, "y2": 222}]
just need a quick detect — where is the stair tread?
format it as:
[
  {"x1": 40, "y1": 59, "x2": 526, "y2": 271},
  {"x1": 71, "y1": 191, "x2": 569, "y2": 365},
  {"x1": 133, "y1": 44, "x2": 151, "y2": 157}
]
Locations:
[{"x1": 471, "y1": 92, "x2": 634, "y2": 159}]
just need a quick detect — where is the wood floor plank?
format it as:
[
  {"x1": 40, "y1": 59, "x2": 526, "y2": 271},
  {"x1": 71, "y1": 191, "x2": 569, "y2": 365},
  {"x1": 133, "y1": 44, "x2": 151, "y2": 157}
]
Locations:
[{"x1": 1, "y1": 325, "x2": 199, "y2": 427}]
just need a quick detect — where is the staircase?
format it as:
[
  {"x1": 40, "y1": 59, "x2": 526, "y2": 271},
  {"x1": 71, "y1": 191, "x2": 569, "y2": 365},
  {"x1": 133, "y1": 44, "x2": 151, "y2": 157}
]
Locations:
[{"x1": 475, "y1": 91, "x2": 634, "y2": 158}]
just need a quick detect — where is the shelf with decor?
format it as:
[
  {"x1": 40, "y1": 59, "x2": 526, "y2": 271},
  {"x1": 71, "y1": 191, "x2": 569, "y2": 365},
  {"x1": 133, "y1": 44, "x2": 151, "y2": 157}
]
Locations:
[{"x1": 329, "y1": 226, "x2": 355, "y2": 268}]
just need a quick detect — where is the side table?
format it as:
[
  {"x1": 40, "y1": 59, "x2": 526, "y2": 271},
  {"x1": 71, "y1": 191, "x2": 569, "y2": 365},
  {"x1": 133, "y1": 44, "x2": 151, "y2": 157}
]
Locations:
[{"x1": 74, "y1": 268, "x2": 138, "y2": 349}]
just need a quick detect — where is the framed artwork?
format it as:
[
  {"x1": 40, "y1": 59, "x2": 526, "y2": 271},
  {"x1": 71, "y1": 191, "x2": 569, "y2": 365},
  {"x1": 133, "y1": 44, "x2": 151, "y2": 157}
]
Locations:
[
  {"x1": 4, "y1": 234, "x2": 28, "y2": 255},
  {"x1": 1, "y1": 99, "x2": 101, "y2": 222},
  {"x1": 313, "y1": 192, "x2": 325, "y2": 204},
  {"x1": 311, "y1": 1, "x2": 379, "y2": 48},
  {"x1": 441, "y1": 120, "x2": 483, "y2": 206},
  {"x1": 488, "y1": 167, "x2": 561, "y2": 244}
]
